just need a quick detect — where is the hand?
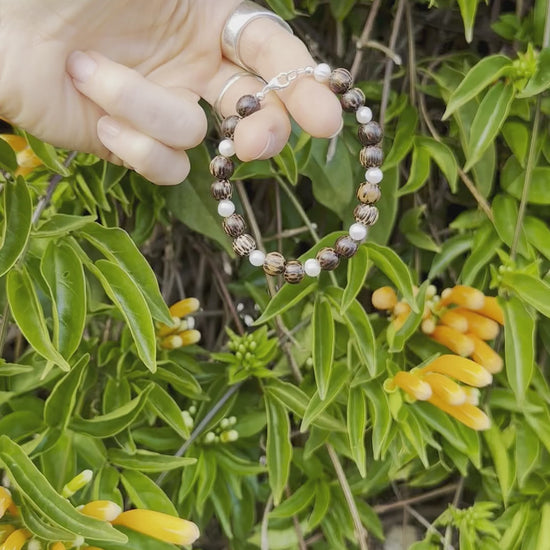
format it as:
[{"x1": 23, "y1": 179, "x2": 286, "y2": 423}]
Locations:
[{"x1": 0, "y1": 0, "x2": 342, "y2": 184}]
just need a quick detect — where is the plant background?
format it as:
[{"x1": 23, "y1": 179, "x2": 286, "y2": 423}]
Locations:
[{"x1": 1, "y1": 0, "x2": 550, "y2": 549}]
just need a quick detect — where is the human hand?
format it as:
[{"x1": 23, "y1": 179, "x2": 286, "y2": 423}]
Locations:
[{"x1": 0, "y1": 0, "x2": 342, "y2": 184}]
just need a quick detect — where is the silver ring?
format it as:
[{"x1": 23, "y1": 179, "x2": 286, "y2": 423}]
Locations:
[
  {"x1": 214, "y1": 71, "x2": 265, "y2": 120},
  {"x1": 221, "y1": 0, "x2": 293, "y2": 73}
]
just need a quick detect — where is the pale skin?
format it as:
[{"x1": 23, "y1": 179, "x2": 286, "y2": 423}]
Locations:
[{"x1": 0, "y1": 0, "x2": 342, "y2": 185}]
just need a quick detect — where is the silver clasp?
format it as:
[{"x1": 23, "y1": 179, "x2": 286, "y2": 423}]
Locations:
[{"x1": 256, "y1": 66, "x2": 314, "y2": 100}]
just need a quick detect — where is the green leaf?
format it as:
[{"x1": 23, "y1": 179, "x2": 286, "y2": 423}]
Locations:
[
  {"x1": 465, "y1": 82, "x2": 515, "y2": 171},
  {"x1": 502, "y1": 271, "x2": 550, "y2": 318},
  {"x1": 428, "y1": 234, "x2": 473, "y2": 280},
  {"x1": 0, "y1": 436, "x2": 126, "y2": 542},
  {"x1": 41, "y1": 241, "x2": 86, "y2": 359},
  {"x1": 364, "y1": 385, "x2": 393, "y2": 460},
  {"x1": 518, "y1": 48, "x2": 550, "y2": 98},
  {"x1": 269, "y1": 480, "x2": 316, "y2": 518},
  {"x1": 273, "y1": 143, "x2": 298, "y2": 185},
  {"x1": 443, "y1": 55, "x2": 511, "y2": 118},
  {"x1": 502, "y1": 121, "x2": 529, "y2": 166},
  {"x1": 501, "y1": 295, "x2": 535, "y2": 404},
  {"x1": 384, "y1": 104, "x2": 418, "y2": 169},
  {"x1": 145, "y1": 383, "x2": 190, "y2": 439},
  {"x1": 20, "y1": 498, "x2": 78, "y2": 542},
  {"x1": 368, "y1": 165, "x2": 399, "y2": 246},
  {"x1": 309, "y1": 482, "x2": 330, "y2": 528},
  {"x1": 264, "y1": 393, "x2": 292, "y2": 506},
  {"x1": 6, "y1": 268, "x2": 70, "y2": 371},
  {"x1": 23, "y1": 133, "x2": 71, "y2": 176},
  {"x1": 264, "y1": 0, "x2": 296, "y2": 19},
  {"x1": 107, "y1": 449, "x2": 194, "y2": 473},
  {"x1": 342, "y1": 246, "x2": 369, "y2": 312},
  {"x1": 399, "y1": 206, "x2": 441, "y2": 252},
  {"x1": 483, "y1": 426, "x2": 512, "y2": 505},
  {"x1": 456, "y1": 0, "x2": 480, "y2": 42},
  {"x1": 415, "y1": 136, "x2": 458, "y2": 192},
  {"x1": 397, "y1": 144, "x2": 431, "y2": 196},
  {"x1": 461, "y1": 222, "x2": 500, "y2": 285},
  {"x1": 492, "y1": 194, "x2": 531, "y2": 257},
  {"x1": 0, "y1": 411, "x2": 43, "y2": 442},
  {"x1": 312, "y1": 296, "x2": 335, "y2": 400},
  {"x1": 94, "y1": 260, "x2": 156, "y2": 372},
  {"x1": 503, "y1": 167, "x2": 550, "y2": 205},
  {"x1": 536, "y1": 503, "x2": 550, "y2": 550},
  {"x1": 347, "y1": 386, "x2": 367, "y2": 478},
  {"x1": 70, "y1": 386, "x2": 153, "y2": 437},
  {"x1": 524, "y1": 215, "x2": 550, "y2": 261},
  {"x1": 120, "y1": 470, "x2": 177, "y2": 516},
  {"x1": 0, "y1": 177, "x2": 32, "y2": 276},
  {"x1": 44, "y1": 354, "x2": 89, "y2": 430},
  {"x1": 329, "y1": 0, "x2": 355, "y2": 20},
  {"x1": 0, "y1": 137, "x2": 18, "y2": 172},
  {"x1": 34, "y1": 214, "x2": 97, "y2": 238},
  {"x1": 515, "y1": 421, "x2": 540, "y2": 488}
]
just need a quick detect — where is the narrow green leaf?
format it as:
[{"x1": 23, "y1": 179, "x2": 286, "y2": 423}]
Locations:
[
  {"x1": 145, "y1": 383, "x2": 190, "y2": 439},
  {"x1": 501, "y1": 295, "x2": 535, "y2": 404},
  {"x1": 502, "y1": 121, "x2": 529, "y2": 166},
  {"x1": 524, "y1": 215, "x2": 550, "y2": 261},
  {"x1": 515, "y1": 421, "x2": 540, "y2": 488},
  {"x1": 0, "y1": 137, "x2": 18, "y2": 172},
  {"x1": 0, "y1": 176, "x2": 32, "y2": 276},
  {"x1": 518, "y1": 48, "x2": 550, "y2": 98},
  {"x1": 502, "y1": 271, "x2": 550, "y2": 318},
  {"x1": 457, "y1": 0, "x2": 479, "y2": 42},
  {"x1": 399, "y1": 206, "x2": 441, "y2": 252},
  {"x1": 23, "y1": 133, "x2": 71, "y2": 176},
  {"x1": 0, "y1": 436, "x2": 126, "y2": 542},
  {"x1": 264, "y1": 394, "x2": 292, "y2": 505},
  {"x1": 536, "y1": 503, "x2": 550, "y2": 550},
  {"x1": 384, "y1": 105, "x2": 418, "y2": 169},
  {"x1": 502, "y1": 165, "x2": 550, "y2": 205},
  {"x1": 347, "y1": 386, "x2": 367, "y2": 478},
  {"x1": 120, "y1": 470, "x2": 178, "y2": 516},
  {"x1": 269, "y1": 480, "x2": 316, "y2": 518},
  {"x1": 7, "y1": 268, "x2": 70, "y2": 371},
  {"x1": 415, "y1": 136, "x2": 458, "y2": 192},
  {"x1": 107, "y1": 449, "x2": 194, "y2": 473},
  {"x1": 342, "y1": 246, "x2": 369, "y2": 312},
  {"x1": 34, "y1": 214, "x2": 97, "y2": 238},
  {"x1": 483, "y1": 426, "x2": 512, "y2": 505},
  {"x1": 492, "y1": 194, "x2": 531, "y2": 257},
  {"x1": 363, "y1": 385, "x2": 393, "y2": 460},
  {"x1": 273, "y1": 143, "x2": 298, "y2": 185},
  {"x1": 397, "y1": 145, "x2": 431, "y2": 196},
  {"x1": 94, "y1": 259, "x2": 156, "y2": 372},
  {"x1": 20, "y1": 498, "x2": 79, "y2": 542},
  {"x1": 461, "y1": 222, "x2": 500, "y2": 285},
  {"x1": 0, "y1": 411, "x2": 43, "y2": 442},
  {"x1": 312, "y1": 296, "x2": 335, "y2": 400},
  {"x1": 428, "y1": 234, "x2": 473, "y2": 280}
]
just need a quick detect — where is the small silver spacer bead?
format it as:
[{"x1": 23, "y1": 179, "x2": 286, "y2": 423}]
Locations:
[
  {"x1": 365, "y1": 167, "x2": 383, "y2": 184},
  {"x1": 249, "y1": 249, "x2": 266, "y2": 267},
  {"x1": 349, "y1": 222, "x2": 368, "y2": 242},
  {"x1": 218, "y1": 139, "x2": 235, "y2": 157},
  {"x1": 304, "y1": 258, "x2": 321, "y2": 277},
  {"x1": 356, "y1": 106, "x2": 373, "y2": 124},
  {"x1": 313, "y1": 63, "x2": 331, "y2": 83},
  {"x1": 218, "y1": 199, "x2": 235, "y2": 217}
]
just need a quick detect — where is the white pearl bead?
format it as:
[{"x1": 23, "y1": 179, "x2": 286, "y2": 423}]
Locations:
[
  {"x1": 218, "y1": 139, "x2": 235, "y2": 157},
  {"x1": 304, "y1": 258, "x2": 321, "y2": 277},
  {"x1": 217, "y1": 199, "x2": 235, "y2": 217},
  {"x1": 349, "y1": 222, "x2": 368, "y2": 242},
  {"x1": 356, "y1": 106, "x2": 373, "y2": 124},
  {"x1": 314, "y1": 63, "x2": 331, "y2": 83},
  {"x1": 249, "y1": 249, "x2": 266, "y2": 267},
  {"x1": 365, "y1": 167, "x2": 383, "y2": 184}
]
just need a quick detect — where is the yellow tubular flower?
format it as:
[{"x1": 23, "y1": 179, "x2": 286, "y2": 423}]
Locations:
[
  {"x1": 371, "y1": 286, "x2": 398, "y2": 310},
  {"x1": 463, "y1": 387, "x2": 480, "y2": 406},
  {"x1": 454, "y1": 308, "x2": 499, "y2": 341},
  {"x1": 438, "y1": 309, "x2": 468, "y2": 333},
  {"x1": 468, "y1": 333, "x2": 504, "y2": 374},
  {"x1": 421, "y1": 372, "x2": 467, "y2": 406},
  {"x1": 49, "y1": 544, "x2": 65, "y2": 550},
  {"x1": 439, "y1": 285, "x2": 485, "y2": 310},
  {"x1": 420, "y1": 355, "x2": 492, "y2": 387},
  {"x1": 428, "y1": 394, "x2": 491, "y2": 430},
  {"x1": 0, "y1": 529, "x2": 30, "y2": 550},
  {"x1": 391, "y1": 371, "x2": 432, "y2": 401},
  {"x1": 476, "y1": 296, "x2": 504, "y2": 325},
  {"x1": 178, "y1": 329, "x2": 201, "y2": 346},
  {"x1": 393, "y1": 301, "x2": 411, "y2": 316},
  {"x1": 79, "y1": 501, "x2": 122, "y2": 522},
  {"x1": 0, "y1": 135, "x2": 43, "y2": 177},
  {"x1": 169, "y1": 298, "x2": 200, "y2": 319},
  {"x1": 82, "y1": 547, "x2": 105, "y2": 550},
  {"x1": 0, "y1": 487, "x2": 13, "y2": 518},
  {"x1": 156, "y1": 316, "x2": 181, "y2": 337},
  {"x1": 430, "y1": 325, "x2": 475, "y2": 357},
  {"x1": 160, "y1": 335, "x2": 184, "y2": 350},
  {"x1": 112, "y1": 509, "x2": 200, "y2": 546},
  {"x1": 391, "y1": 311, "x2": 410, "y2": 331},
  {"x1": 0, "y1": 527, "x2": 14, "y2": 545}
]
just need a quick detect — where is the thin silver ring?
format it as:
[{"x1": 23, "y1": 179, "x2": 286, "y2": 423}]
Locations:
[
  {"x1": 221, "y1": 0, "x2": 293, "y2": 73},
  {"x1": 214, "y1": 71, "x2": 265, "y2": 120}
]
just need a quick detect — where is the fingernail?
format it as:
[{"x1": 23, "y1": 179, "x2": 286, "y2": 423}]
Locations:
[
  {"x1": 254, "y1": 133, "x2": 277, "y2": 160},
  {"x1": 67, "y1": 51, "x2": 97, "y2": 83},
  {"x1": 97, "y1": 117, "x2": 121, "y2": 140}
]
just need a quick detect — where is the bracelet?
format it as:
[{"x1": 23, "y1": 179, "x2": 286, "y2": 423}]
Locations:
[{"x1": 209, "y1": 64, "x2": 384, "y2": 284}]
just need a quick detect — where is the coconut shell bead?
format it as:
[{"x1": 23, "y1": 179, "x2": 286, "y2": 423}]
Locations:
[
  {"x1": 341, "y1": 88, "x2": 365, "y2": 113},
  {"x1": 210, "y1": 156, "x2": 234, "y2": 180},
  {"x1": 334, "y1": 236, "x2": 359, "y2": 258},
  {"x1": 359, "y1": 146, "x2": 384, "y2": 168},
  {"x1": 357, "y1": 182, "x2": 381, "y2": 204},
  {"x1": 263, "y1": 252, "x2": 286, "y2": 276},
  {"x1": 223, "y1": 214, "x2": 246, "y2": 238},
  {"x1": 236, "y1": 95, "x2": 261, "y2": 117},
  {"x1": 211, "y1": 180, "x2": 233, "y2": 200},
  {"x1": 221, "y1": 115, "x2": 240, "y2": 138},
  {"x1": 354, "y1": 204, "x2": 379, "y2": 226},
  {"x1": 233, "y1": 234, "x2": 256, "y2": 256},
  {"x1": 316, "y1": 247, "x2": 340, "y2": 271},
  {"x1": 358, "y1": 121, "x2": 383, "y2": 146},
  {"x1": 329, "y1": 68, "x2": 353, "y2": 95},
  {"x1": 284, "y1": 260, "x2": 305, "y2": 284}
]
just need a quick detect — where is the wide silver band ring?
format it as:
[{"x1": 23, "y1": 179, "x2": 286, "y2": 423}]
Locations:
[
  {"x1": 214, "y1": 71, "x2": 266, "y2": 120},
  {"x1": 221, "y1": 0, "x2": 293, "y2": 73}
]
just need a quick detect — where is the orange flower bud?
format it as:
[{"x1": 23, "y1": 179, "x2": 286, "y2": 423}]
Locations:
[
  {"x1": 0, "y1": 135, "x2": 43, "y2": 177},
  {"x1": 463, "y1": 387, "x2": 480, "y2": 406},
  {"x1": 0, "y1": 135, "x2": 27, "y2": 152},
  {"x1": 476, "y1": 296, "x2": 504, "y2": 325},
  {"x1": 421, "y1": 372, "x2": 466, "y2": 405},
  {"x1": 112, "y1": 509, "x2": 199, "y2": 546},
  {"x1": 391, "y1": 371, "x2": 432, "y2": 401},
  {"x1": 0, "y1": 487, "x2": 13, "y2": 519},
  {"x1": 0, "y1": 529, "x2": 30, "y2": 550},
  {"x1": 427, "y1": 395, "x2": 491, "y2": 430},
  {"x1": 0, "y1": 526, "x2": 14, "y2": 545},
  {"x1": 371, "y1": 287, "x2": 398, "y2": 310},
  {"x1": 79, "y1": 501, "x2": 122, "y2": 522},
  {"x1": 169, "y1": 298, "x2": 200, "y2": 318},
  {"x1": 393, "y1": 301, "x2": 411, "y2": 316},
  {"x1": 421, "y1": 317, "x2": 436, "y2": 334},
  {"x1": 439, "y1": 285, "x2": 485, "y2": 310},
  {"x1": 178, "y1": 329, "x2": 201, "y2": 346},
  {"x1": 391, "y1": 311, "x2": 410, "y2": 331},
  {"x1": 419, "y1": 355, "x2": 492, "y2": 387},
  {"x1": 454, "y1": 308, "x2": 499, "y2": 341},
  {"x1": 438, "y1": 309, "x2": 468, "y2": 333},
  {"x1": 156, "y1": 316, "x2": 181, "y2": 337},
  {"x1": 430, "y1": 326, "x2": 475, "y2": 357},
  {"x1": 49, "y1": 544, "x2": 65, "y2": 550},
  {"x1": 468, "y1": 333, "x2": 503, "y2": 374},
  {"x1": 82, "y1": 547, "x2": 105, "y2": 550}
]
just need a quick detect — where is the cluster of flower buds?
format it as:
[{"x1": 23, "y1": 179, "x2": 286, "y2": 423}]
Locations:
[
  {"x1": 373, "y1": 284, "x2": 505, "y2": 430},
  {"x1": 157, "y1": 298, "x2": 201, "y2": 350},
  {"x1": 203, "y1": 415, "x2": 239, "y2": 445},
  {"x1": 0, "y1": 134, "x2": 43, "y2": 177}
]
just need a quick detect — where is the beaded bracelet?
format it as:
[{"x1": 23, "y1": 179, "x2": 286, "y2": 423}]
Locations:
[{"x1": 209, "y1": 64, "x2": 384, "y2": 284}]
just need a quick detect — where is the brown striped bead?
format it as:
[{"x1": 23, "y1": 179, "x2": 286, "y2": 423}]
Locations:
[
  {"x1": 316, "y1": 247, "x2": 340, "y2": 271},
  {"x1": 357, "y1": 182, "x2": 381, "y2": 204},
  {"x1": 236, "y1": 94, "x2": 261, "y2": 117},
  {"x1": 341, "y1": 87, "x2": 365, "y2": 112},
  {"x1": 223, "y1": 214, "x2": 246, "y2": 238},
  {"x1": 334, "y1": 235, "x2": 359, "y2": 258},
  {"x1": 329, "y1": 68, "x2": 353, "y2": 95},
  {"x1": 359, "y1": 146, "x2": 384, "y2": 168},
  {"x1": 263, "y1": 252, "x2": 286, "y2": 276},
  {"x1": 232, "y1": 234, "x2": 256, "y2": 256},
  {"x1": 283, "y1": 260, "x2": 305, "y2": 284},
  {"x1": 354, "y1": 204, "x2": 379, "y2": 226},
  {"x1": 210, "y1": 155, "x2": 234, "y2": 179},
  {"x1": 358, "y1": 121, "x2": 383, "y2": 146},
  {"x1": 221, "y1": 115, "x2": 240, "y2": 138},
  {"x1": 211, "y1": 179, "x2": 233, "y2": 200}
]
